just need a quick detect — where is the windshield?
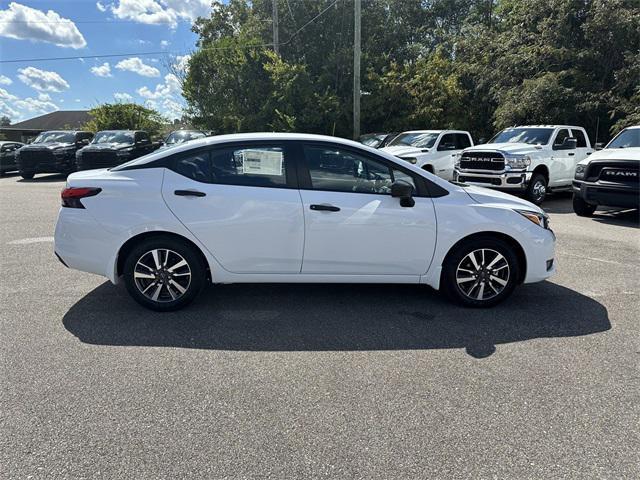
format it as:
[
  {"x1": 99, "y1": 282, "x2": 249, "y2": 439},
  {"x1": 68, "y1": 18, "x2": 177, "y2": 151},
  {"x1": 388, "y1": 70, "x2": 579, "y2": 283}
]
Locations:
[
  {"x1": 360, "y1": 134, "x2": 386, "y2": 148},
  {"x1": 92, "y1": 131, "x2": 134, "y2": 144},
  {"x1": 607, "y1": 128, "x2": 640, "y2": 148},
  {"x1": 33, "y1": 131, "x2": 75, "y2": 144},
  {"x1": 165, "y1": 131, "x2": 206, "y2": 144},
  {"x1": 388, "y1": 132, "x2": 439, "y2": 148},
  {"x1": 489, "y1": 128, "x2": 554, "y2": 145}
]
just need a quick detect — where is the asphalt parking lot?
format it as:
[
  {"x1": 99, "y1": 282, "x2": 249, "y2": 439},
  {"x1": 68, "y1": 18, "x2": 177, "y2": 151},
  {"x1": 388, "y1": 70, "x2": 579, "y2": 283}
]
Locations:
[{"x1": 1, "y1": 173, "x2": 638, "y2": 479}]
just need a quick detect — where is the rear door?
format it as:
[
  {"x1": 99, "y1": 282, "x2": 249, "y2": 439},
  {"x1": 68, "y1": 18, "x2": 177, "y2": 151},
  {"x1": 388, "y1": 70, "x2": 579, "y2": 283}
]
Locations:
[
  {"x1": 297, "y1": 142, "x2": 437, "y2": 276},
  {"x1": 162, "y1": 142, "x2": 305, "y2": 274},
  {"x1": 571, "y1": 128, "x2": 593, "y2": 164}
]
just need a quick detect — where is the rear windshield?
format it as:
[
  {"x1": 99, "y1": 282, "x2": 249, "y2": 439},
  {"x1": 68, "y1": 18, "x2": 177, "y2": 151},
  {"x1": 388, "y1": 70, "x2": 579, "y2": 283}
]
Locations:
[
  {"x1": 32, "y1": 131, "x2": 75, "y2": 144},
  {"x1": 607, "y1": 128, "x2": 640, "y2": 148},
  {"x1": 388, "y1": 132, "x2": 439, "y2": 148},
  {"x1": 93, "y1": 131, "x2": 135, "y2": 144},
  {"x1": 489, "y1": 128, "x2": 554, "y2": 145}
]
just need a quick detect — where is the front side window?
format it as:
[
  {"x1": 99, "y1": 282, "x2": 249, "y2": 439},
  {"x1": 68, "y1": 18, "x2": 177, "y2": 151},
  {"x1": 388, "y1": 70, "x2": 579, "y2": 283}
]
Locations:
[
  {"x1": 489, "y1": 128, "x2": 554, "y2": 145},
  {"x1": 437, "y1": 134, "x2": 457, "y2": 151},
  {"x1": 303, "y1": 145, "x2": 415, "y2": 194},
  {"x1": 388, "y1": 132, "x2": 439, "y2": 149},
  {"x1": 554, "y1": 129, "x2": 571, "y2": 146},
  {"x1": 211, "y1": 145, "x2": 286, "y2": 187},
  {"x1": 607, "y1": 128, "x2": 640, "y2": 149}
]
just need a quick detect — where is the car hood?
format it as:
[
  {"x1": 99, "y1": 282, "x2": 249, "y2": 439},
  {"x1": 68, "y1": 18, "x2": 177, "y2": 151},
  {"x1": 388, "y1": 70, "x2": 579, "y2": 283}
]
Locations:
[
  {"x1": 463, "y1": 142, "x2": 541, "y2": 155},
  {"x1": 82, "y1": 143, "x2": 133, "y2": 152},
  {"x1": 581, "y1": 147, "x2": 640, "y2": 163},
  {"x1": 462, "y1": 184, "x2": 544, "y2": 214},
  {"x1": 381, "y1": 146, "x2": 431, "y2": 157}
]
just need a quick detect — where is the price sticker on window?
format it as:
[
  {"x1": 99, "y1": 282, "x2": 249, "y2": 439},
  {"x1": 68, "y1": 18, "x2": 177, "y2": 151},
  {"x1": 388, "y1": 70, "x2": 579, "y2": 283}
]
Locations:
[{"x1": 241, "y1": 149, "x2": 283, "y2": 176}]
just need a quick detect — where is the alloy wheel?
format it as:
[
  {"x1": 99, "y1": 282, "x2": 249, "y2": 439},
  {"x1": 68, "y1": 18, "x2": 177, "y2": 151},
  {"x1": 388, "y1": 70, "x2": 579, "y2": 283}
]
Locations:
[
  {"x1": 133, "y1": 248, "x2": 191, "y2": 303},
  {"x1": 455, "y1": 248, "x2": 510, "y2": 301},
  {"x1": 532, "y1": 180, "x2": 546, "y2": 202}
]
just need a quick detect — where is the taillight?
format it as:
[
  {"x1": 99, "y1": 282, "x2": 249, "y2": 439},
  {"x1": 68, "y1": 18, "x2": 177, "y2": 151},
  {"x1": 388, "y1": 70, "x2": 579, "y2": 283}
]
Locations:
[{"x1": 61, "y1": 187, "x2": 102, "y2": 208}]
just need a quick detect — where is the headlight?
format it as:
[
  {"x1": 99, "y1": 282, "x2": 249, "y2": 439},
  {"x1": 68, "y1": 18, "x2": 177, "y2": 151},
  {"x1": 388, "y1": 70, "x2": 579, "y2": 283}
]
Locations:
[
  {"x1": 505, "y1": 155, "x2": 531, "y2": 169},
  {"x1": 516, "y1": 209, "x2": 549, "y2": 229},
  {"x1": 117, "y1": 148, "x2": 133, "y2": 157},
  {"x1": 574, "y1": 164, "x2": 587, "y2": 179},
  {"x1": 400, "y1": 156, "x2": 417, "y2": 164}
]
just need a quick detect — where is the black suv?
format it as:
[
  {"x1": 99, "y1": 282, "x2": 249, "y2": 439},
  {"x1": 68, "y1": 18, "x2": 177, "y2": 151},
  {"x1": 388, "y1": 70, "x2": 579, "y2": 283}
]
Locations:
[
  {"x1": 16, "y1": 131, "x2": 94, "y2": 179},
  {"x1": 573, "y1": 126, "x2": 639, "y2": 216},
  {"x1": 0, "y1": 141, "x2": 25, "y2": 175},
  {"x1": 76, "y1": 130, "x2": 158, "y2": 170}
]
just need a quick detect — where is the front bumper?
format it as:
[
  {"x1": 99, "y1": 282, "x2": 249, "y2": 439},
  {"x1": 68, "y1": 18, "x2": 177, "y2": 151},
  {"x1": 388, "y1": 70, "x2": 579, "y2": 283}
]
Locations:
[
  {"x1": 17, "y1": 151, "x2": 76, "y2": 173},
  {"x1": 573, "y1": 180, "x2": 639, "y2": 209},
  {"x1": 454, "y1": 169, "x2": 532, "y2": 190}
]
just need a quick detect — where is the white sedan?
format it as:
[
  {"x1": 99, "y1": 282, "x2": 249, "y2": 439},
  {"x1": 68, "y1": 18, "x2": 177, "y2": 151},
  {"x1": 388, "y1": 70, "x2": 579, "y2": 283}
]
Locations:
[{"x1": 54, "y1": 133, "x2": 556, "y2": 311}]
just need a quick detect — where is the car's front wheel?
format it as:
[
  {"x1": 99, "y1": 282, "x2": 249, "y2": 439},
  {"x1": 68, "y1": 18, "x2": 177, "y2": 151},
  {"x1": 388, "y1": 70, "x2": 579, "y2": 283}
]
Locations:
[
  {"x1": 572, "y1": 195, "x2": 597, "y2": 217},
  {"x1": 20, "y1": 171, "x2": 35, "y2": 180},
  {"x1": 123, "y1": 236, "x2": 206, "y2": 311},
  {"x1": 525, "y1": 173, "x2": 547, "y2": 204},
  {"x1": 441, "y1": 236, "x2": 520, "y2": 307}
]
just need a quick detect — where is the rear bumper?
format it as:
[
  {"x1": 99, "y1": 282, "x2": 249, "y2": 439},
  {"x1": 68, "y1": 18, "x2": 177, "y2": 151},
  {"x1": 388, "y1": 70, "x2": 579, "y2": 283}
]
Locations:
[
  {"x1": 454, "y1": 169, "x2": 532, "y2": 190},
  {"x1": 573, "y1": 180, "x2": 639, "y2": 208}
]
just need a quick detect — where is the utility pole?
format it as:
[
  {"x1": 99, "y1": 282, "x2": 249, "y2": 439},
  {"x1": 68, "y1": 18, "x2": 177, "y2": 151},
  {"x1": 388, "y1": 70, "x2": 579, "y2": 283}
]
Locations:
[
  {"x1": 353, "y1": 0, "x2": 361, "y2": 140},
  {"x1": 272, "y1": 0, "x2": 279, "y2": 55}
]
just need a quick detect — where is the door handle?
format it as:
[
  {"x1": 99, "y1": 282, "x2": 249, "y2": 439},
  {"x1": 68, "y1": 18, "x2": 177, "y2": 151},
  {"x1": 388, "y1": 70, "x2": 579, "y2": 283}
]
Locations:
[
  {"x1": 568, "y1": 152, "x2": 575, "y2": 156},
  {"x1": 174, "y1": 189, "x2": 206, "y2": 197},
  {"x1": 310, "y1": 204, "x2": 340, "y2": 212}
]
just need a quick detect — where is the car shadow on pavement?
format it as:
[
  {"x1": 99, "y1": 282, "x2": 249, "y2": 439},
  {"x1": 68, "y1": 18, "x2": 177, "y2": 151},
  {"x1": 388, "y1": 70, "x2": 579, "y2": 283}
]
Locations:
[
  {"x1": 16, "y1": 173, "x2": 68, "y2": 183},
  {"x1": 63, "y1": 281, "x2": 610, "y2": 358}
]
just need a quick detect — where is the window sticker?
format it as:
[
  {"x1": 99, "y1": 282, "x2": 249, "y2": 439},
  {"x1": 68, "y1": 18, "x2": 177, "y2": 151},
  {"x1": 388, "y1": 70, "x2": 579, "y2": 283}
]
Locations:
[{"x1": 241, "y1": 149, "x2": 283, "y2": 176}]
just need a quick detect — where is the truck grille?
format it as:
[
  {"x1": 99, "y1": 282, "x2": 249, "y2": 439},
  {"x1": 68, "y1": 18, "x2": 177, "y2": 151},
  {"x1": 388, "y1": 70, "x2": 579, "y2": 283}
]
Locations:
[
  {"x1": 78, "y1": 151, "x2": 119, "y2": 170},
  {"x1": 18, "y1": 149, "x2": 55, "y2": 168},
  {"x1": 587, "y1": 160, "x2": 639, "y2": 185},
  {"x1": 459, "y1": 152, "x2": 505, "y2": 171}
]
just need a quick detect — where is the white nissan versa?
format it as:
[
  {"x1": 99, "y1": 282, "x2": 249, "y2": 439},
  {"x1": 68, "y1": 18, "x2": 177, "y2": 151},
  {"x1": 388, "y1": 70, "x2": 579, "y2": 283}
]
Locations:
[{"x1": 54, "y1": 133, "x2": 556, "y2": 311}]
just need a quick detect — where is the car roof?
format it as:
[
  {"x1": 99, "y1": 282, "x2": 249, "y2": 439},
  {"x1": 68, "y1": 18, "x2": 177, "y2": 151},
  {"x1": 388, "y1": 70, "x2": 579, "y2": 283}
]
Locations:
[
  {"x1": 399, "y1": 130, "x2": 470, "y2": 134},
  {"x1": 515, "y1": 125, "x2": 586, "y2": 129}
]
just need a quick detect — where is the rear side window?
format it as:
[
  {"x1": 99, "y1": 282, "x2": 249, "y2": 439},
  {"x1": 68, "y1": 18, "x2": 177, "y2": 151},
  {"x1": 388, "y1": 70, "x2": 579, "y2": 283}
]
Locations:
[
  {"x1": 174, "y1": 150, "x2": 211, "y2": 183},
  {"x1": 455, "y1": 134, "x2": 472, "y2": 149},
  {"x1": 211, "y1": 146, "x2": 287, "y2": 187},
  {"x1": 571, "y1": 129, "x2": 588, "y2": 148}
]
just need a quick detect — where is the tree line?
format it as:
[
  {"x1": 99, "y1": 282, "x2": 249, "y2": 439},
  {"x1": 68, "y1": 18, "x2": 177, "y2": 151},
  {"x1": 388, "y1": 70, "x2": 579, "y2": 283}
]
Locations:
[{"x1": 181, "y1": 0, "x2": 640, "y2": 143}]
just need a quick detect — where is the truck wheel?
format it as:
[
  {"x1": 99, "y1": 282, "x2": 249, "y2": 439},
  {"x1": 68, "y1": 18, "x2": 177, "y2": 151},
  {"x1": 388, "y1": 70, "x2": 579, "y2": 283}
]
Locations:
[
  {"x1": 572, "y1": 194, "x2": 596, "y2": 217},
  {"x1": 526, "y1": 173, "x2": 547, "y2": 205},
  {"x1": 20, "y1": 171, "x2": 35, "y2": 180}
]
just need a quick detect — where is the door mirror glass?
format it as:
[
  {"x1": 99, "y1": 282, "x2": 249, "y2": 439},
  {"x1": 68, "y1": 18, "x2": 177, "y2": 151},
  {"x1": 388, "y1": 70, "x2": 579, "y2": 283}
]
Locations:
[{"x1": 391, "y1": 180, "x2": 415, "y2": 207}]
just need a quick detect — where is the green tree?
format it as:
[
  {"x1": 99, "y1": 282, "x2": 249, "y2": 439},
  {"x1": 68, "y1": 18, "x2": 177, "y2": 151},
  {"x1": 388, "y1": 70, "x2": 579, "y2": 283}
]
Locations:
[
  {"x1": 0, "y1": 115, "x2": 11, "y2": 127},
  {"x1": 84, "y1": 103, "x2": 165, "y2": 138}
]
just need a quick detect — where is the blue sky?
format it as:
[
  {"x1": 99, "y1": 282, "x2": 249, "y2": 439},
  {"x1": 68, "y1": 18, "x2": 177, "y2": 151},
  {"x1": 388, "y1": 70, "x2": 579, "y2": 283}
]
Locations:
[{"x1": 0, "y1": 1, "x2": 212, "y2": 122}]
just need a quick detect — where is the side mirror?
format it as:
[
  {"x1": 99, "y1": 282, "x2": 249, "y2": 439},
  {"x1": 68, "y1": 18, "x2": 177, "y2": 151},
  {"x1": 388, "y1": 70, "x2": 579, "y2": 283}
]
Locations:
[
  {"x1": 554, "y1": 137, "x2": 577, "y2": 150},
  {"x1": 595, "y1": 142, "x2": 604, "y2": 150},
  {"x1": 478, "y1": 137, "x2": 486, "y2": 144},
  {"x1": 391, "y1": 180, "x2": 415, "y2": 207}
]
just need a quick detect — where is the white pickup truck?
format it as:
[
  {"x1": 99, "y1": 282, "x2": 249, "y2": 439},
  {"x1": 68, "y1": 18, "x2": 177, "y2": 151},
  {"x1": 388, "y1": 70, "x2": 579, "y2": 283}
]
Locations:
[
  {"x1": 381, "y1": 130, "x2": 474, "y2": 180},
  {"x1": 454, "y1": 125, "x2": 594, "y2": 204}
]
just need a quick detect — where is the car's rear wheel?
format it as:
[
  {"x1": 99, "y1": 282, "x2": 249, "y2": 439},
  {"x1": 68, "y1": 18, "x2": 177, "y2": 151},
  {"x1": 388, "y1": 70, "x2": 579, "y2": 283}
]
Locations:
[
  {"x1": 441, "y1": 236, "x2": 520, "y2": 307},
  {"x1": 572, "y1": 194, "x2": 597, "y2": 217},
  {"x1": 123, "y1": 236, "x2": 206, "y2": 311},
  {"x1": 525, "y1": 173, "x2": 547, "y2": 204}
]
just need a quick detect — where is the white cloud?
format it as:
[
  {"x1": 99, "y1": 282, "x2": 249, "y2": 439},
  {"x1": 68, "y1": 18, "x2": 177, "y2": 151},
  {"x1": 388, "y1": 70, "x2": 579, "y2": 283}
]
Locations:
[
  {"x1": 0, "y1": 87, "x2": 58, "y2": 121},
  {"x1": 161, "y1": 98, "x2": 183, "y2": 120},
  {"x1": 137, "y1": 73, "x2": 180, "y2": 99},
  {"x1": 90, "y1": 62, "x2": 112, "y2": 78},
  {"x1": 0, "y1": 75, "x2": 12, "y2": 85},
  {"x1": 175, "y1": 54, "x2": 191, "y2": 73},
  {"x1": 109, "y1": 0, "x2": 211, "y2": 28},
  {"x1": 14, "y1": 96, "x2": 58, "y2": 114},
  {"x1": 18, "y1": 67, "x2": 70, "y2": 92},
  {"x1": 96, "y1": 2, "x2": 107, "y2": 12},
  {"x1": 0, "y1": 2, "x2": 86, "y2": 49},
  {"x1": 115, "y1": 57, "x2": 160, "y2": 77},
  {"x1": 114, "y1": 92, "x2": 133, "y2": 102},
  {"x1": 160, "y1": 40, "x2": 169, "y2": 48},
  {"x1": 37, "y1": 92, "x2": 51, "y2": 101}
]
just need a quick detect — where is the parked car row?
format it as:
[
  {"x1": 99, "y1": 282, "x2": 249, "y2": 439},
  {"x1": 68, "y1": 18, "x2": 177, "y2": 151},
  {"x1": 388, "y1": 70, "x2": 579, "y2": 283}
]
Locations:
[
  {"x1": 0, "y1": 129, "x2": 208, "y2": 179},
  {"x1": 361, "y1": 125, "x2": 639, "y2": 212}
]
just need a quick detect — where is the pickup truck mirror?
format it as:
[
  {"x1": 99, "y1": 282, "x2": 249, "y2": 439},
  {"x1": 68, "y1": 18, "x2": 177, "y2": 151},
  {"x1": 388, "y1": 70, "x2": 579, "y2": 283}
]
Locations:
[
  {"x1": 554, "y1": 137, "x2": 577, "y2": 150},
  {"x1": 478, "y1": 138, "x2": 486, "y2": 144},
  {"x1": 438, "y1": 143, "x2": 456, "y2": 151},
  {"x1": 391, "y1": 180, "x2": 415, "y2": 207},
  {"x1": 595, "y1": 142, "x2": 604, "y2": 150}
]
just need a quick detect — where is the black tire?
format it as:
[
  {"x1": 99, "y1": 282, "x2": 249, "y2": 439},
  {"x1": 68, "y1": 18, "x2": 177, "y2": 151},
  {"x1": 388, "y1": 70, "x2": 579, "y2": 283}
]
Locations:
[
  {"x1": 422, "y1": 165, "x2": 434, "y2": 174},
  {"x1": 525, "y1": 173, "x2": 547, "y2": 205},
  {"x1": 441, "y1": 236, "x2": 520, "y2": 308},
  {"x1": 123, "y1": 236, "x2": 206, "y2": 311},
  {"x1": 572, "y1": 194, "x2": 596, "y2": 217},
  {"x1": 20, "y1": 171, "x2": 34, "y2": 180}
]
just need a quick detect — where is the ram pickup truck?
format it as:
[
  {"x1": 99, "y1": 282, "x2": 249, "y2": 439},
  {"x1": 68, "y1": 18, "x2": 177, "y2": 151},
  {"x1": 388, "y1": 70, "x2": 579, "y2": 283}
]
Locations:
[
  {"x1": 381, "y1": 130, "x2": 474, "y2": 180},
  {"x1": 16, "y1": 130, "x2": 94, "y2": 179},
  {"x1": 454, "y1": 125, "x2": 593, "y2": 204},
  {"x1": 76, "y1": 130, "x2": 158, "y2": 170},
  {"x1": 572, "y1": 125, "x2": 639, "y2": 216}
]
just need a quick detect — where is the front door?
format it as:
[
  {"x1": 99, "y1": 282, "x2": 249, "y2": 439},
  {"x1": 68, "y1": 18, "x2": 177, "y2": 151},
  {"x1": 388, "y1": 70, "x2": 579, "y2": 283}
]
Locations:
[
  {"x1": 162, "y1": 143, "x2": 305, "y2": 274},
  {"x1": 297, "y1": 143, "x2": 437, "y2": 275},
  {"x1": 550, "y1": 128, "x2": 574, "y2": 185}
]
